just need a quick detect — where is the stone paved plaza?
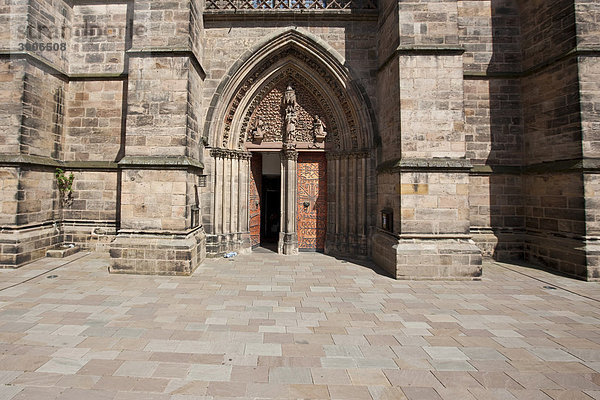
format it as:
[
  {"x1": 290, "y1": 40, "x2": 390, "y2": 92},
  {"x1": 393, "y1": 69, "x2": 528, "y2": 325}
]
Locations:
[{"x1": 1, "y1": 251, "x2": 600, "y2": 400}]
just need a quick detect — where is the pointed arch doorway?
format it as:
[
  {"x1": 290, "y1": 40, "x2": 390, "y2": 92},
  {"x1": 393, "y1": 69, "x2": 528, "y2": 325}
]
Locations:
[{"x1": 204, "y1": 30, "x2": 376, "y2": 258}]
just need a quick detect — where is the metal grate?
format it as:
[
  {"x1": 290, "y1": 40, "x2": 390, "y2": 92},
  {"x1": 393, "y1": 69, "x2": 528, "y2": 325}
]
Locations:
[{"x1": 206, "y1": 0, "x2": 376, "y2": 10}]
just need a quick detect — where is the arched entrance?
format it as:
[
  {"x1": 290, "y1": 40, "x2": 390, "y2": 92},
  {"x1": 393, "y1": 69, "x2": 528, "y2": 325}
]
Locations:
[
  {"x1": 204, "y1": 29, "x2": 376, "y2": 258},
  {"x1": 245, "y1": 79, "x2": 330, "y2": 254}
]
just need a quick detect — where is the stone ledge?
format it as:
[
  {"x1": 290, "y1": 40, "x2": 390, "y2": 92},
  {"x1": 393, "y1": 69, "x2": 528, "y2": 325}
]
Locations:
[
  {"x1": 127, "y1": 48, "x2": 206, "y2": 79},
  {"x1": 0, "y1": 155, "x2": 118, "y2": 170},
  {"x1": 118, "y1": 156, "x2": 204, "y2": 171},
  {"x1": 377, "y1": 158, "x2": 472, "y2": 174},
  {"x1": 379, "y1": 45, "x2": 465, "y2": 71},
  {"x1": 206, "y1": 232, "x2": 251, "y2": 257}
]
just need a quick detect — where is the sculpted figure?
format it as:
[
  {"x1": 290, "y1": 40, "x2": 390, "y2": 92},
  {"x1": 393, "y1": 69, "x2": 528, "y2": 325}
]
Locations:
[
  {"x1": 283, "y1": 84, "x2": 297, "y2": 144},
  {"x1": 252, "y1": 117, "x2": 264, "y2": 141},
  {"x1": 283, "y1": 84, "x2": 296, "y2": 107},
  {"x1": 285, "y1": 108, "x2": 297, "y2": 142},
  {"x1": 313, "y1": 115, "x2": 327, "y2": 143}
]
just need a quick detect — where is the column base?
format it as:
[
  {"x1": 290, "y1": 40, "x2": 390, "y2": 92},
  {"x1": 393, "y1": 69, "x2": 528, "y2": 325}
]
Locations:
[
  {"x1": 372, "y1": 231, "x2": 482, "y2": 280},
  {"x1": 278, "y1": 232, "x2": 298, "y2": 255},
  {"x1": 109, "y1": 227, "x2": 206, "y2": 276},
  {"x1": 470, "y1": 228, "x2": 524, "y2": 262},
  {"x1": 205, "y1": 232, "x2": 251, "y2": 257},
  {"x1": 325, "y1": 234, "x2": 368, "y2": 259},
  {"x1": 585, "y1": 240, "x2": 600, "y2": 281},
  {"x1": 0, "y1": 224, "x2": 60, "y2": 268}
]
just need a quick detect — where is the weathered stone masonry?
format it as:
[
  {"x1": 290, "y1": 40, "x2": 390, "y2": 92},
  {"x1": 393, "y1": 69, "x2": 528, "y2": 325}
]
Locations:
[{"x1": 1, "y1": 0, "x2": 599, "y2": 280}]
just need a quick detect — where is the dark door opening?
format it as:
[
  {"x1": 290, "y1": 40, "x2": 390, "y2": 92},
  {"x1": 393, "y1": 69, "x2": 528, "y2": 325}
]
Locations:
[{"x1": 261, "y1": 175, "x2": 281, "y2": 249}]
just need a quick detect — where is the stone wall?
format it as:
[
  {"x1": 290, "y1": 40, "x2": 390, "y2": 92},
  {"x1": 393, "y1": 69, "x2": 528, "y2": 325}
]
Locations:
[
  {"x1": 64, "y1": 80, "x2": 123, "y2": 162},
  {"x1": 0, "y1": 0, "x2": 27, "y2": 50},
  {"x1": 458, "y1": 0, "x2": 524, "y2": 261},
  {"x1": 522, "y1": 58, "x2": 581, "y2": 165},
  {"x1": 458, "y1": 0, "x2": 521, "y2": 74},
  {"x1": 0, "y1": 59, "x2": 24, "y2": 155},
  {"x1": 518, "y1": 0, "x2": 589, "y2": 277},
  {"x1": 520, "y1": 0, "x2": 576, "y2": 71},
  {"x1": 22, "y1": 0, "x2": 71, "y2": 71},
  {"x1": 1, "y1": 0, "x2": 599, "y2": 279},
  {"x1": 69, "y1": 3, "x2": 128, "y2": 75},
  {"x1": 577, "y1": 5, "x2": 600, "y2": 278},
  {"x1": 400, "y1": 54, "x2": 465, "y2": 159},
  {"x1": 125, "y1": 57, "x2": 190, "y2": 157},
  {"x1": 132, "y1": 0, "x2": 192, "y2": 49},
  {"x1": 576, "y1": 0, "x2": 600, "y2": 47},
  {"x1": 398, "y1": 0, "x2": 459, "y2": 46},
  {"x1": 21, "y1": 64, "x2": 65, "y2": 159}
]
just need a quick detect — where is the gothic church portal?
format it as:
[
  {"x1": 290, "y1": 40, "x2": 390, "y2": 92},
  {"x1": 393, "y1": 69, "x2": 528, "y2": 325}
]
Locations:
[{"x1": 1, "y1": 0, "x2": 600, "y2": 280}]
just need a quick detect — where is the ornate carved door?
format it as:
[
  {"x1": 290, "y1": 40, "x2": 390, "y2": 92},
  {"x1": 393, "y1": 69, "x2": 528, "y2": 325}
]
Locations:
[
  {"x1": 249, "y1": 153, "x2": 262, "y2": 247},
  {"x1": 297, "y1": 153, "x2": 327, "y2": 251}
]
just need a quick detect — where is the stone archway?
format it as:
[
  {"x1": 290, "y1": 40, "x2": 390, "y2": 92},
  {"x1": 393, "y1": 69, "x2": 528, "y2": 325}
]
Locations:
[{"x1": 204, "y1": 29, "x2": 376, "y2": 258}]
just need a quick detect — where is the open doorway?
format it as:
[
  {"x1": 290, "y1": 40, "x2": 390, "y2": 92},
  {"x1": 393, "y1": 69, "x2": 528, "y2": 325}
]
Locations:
[
  {"x1": 261, "y1": 176, "x2": 280, "y2": 249},
  {"x1": 260, "y1": 153, "x2": 281, "y2": 251},
  {"x1": 249, "y1": 152, "x2": 281, "y2": 252}
]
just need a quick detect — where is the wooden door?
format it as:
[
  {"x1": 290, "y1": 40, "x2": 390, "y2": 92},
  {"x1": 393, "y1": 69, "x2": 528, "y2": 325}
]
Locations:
[
  {"x1": 297, "y1": 153, "x2": 327, "y2": 251},
  {"x1": 249, "y1": 153, "x2": 262, "y2": 247}
]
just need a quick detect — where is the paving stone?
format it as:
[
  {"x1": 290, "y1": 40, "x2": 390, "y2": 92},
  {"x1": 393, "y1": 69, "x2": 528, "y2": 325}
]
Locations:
[
  {"x1": 244, "y1": 343, "x2": 282, "y2": 356},
  {"x1": 0, "y1": 385, "x2": 23, "y2": 400},
  {"x1": 470, "y1": 372, "x2": 525, "y2": 390},
  {"x1": 401, "y1": 386, "x2": 443, "y2": 400},
  {"x1": 186, "y1": 364, "x2": 231, "y2": 382},
  {"x1": 36, "y1": 358, "x2": 87, "y2": 375},
  {"x1": 347, "y1": 368, "x2": 390, "y2": 385},
  {"x1": 269, "y1": 367, "x2": 312, "y2": 384},
  {"x1": 328, "y1": 384, "x2": 373, "y2": 400},
  {"x1": 1, "y1": 253, "x2": 600, "y2": 399}
]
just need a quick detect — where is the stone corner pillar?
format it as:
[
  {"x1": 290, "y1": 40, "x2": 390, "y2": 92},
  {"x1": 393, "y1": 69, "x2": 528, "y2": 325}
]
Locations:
[
  {"x1": 372, "y1": 0, "x2": 483, "y2": 279},
  {"x1": 279, "y1": 148, "x2": 298, "y2": 255},
  {"x1": 372, "y1": 160, "x2": 483, "y2": 280},
  {"x1": 108, "y1": 158, "x2": 207, "y2": 276}
]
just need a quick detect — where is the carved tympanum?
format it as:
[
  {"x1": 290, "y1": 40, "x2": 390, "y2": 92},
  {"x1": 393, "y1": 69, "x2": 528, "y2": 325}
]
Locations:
[{"x1": 247, "y1": 77, "x2": 332, "y2": 147}]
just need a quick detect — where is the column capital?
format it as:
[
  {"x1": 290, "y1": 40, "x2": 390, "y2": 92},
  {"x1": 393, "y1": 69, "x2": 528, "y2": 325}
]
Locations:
[{"x1": 280, "y1": 149, "x2": 299, "y2": 161}]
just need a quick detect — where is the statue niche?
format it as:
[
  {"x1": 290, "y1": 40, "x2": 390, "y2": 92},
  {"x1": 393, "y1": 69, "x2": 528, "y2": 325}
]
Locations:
[{"x1": 247, "y1": 78, "x2": 332, "y2": 147}]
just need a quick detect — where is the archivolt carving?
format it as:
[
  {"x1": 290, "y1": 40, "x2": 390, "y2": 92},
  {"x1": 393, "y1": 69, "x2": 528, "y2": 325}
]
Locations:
[{"x1": 222, "y1": 47, "x2": 359, "y2": 150}]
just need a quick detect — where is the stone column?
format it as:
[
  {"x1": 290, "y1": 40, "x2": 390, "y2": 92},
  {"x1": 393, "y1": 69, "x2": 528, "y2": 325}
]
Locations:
[
  {"x1": 279, "y1": 149, "x2": 298, "y2": 255},
  {"x1": 108, "y1": 0, "x2": 207, "y2": 275},
  {"x1": 374, "y1": 0, "x2": 482, "y2": 279}
]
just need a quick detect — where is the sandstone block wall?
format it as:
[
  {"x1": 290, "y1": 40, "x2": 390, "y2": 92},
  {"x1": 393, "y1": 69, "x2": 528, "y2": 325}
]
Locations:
[
  {"x1": 65, "y1": 81, "x2": 123, "y2": 161},
  {"x1": 400, "y1": 172, "x2": 470, "y2": 235},
  {"x1": 518, "y1": 0, "x2": 593, "y2": 277},
  {"x1": 459, "y1": 0, "x2": 524, "y2": 262},
  {"x1": 1, "y1": 0, "x2": 599, "y2": 279},
  {"x1": 0, "y1": 0, "x2": 208, "y2": 272},
  {"x1": 399, "y1": 54, "x2": 465, "y2": 158},
  {"x1": 69, "y1": 3, "x2": 128, "y2": 75}
]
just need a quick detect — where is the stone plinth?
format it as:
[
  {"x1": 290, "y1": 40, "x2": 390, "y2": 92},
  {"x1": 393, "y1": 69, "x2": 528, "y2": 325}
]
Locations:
[
  {"x1": 372, "y1": 231, "x2": 482, "y2": 280},
  {"x1": 109, "y1": 228, "x2": 206, "y2": 276},
  {"x1": 0, "y1": 225, "x2": 60, "y2": 268}
]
